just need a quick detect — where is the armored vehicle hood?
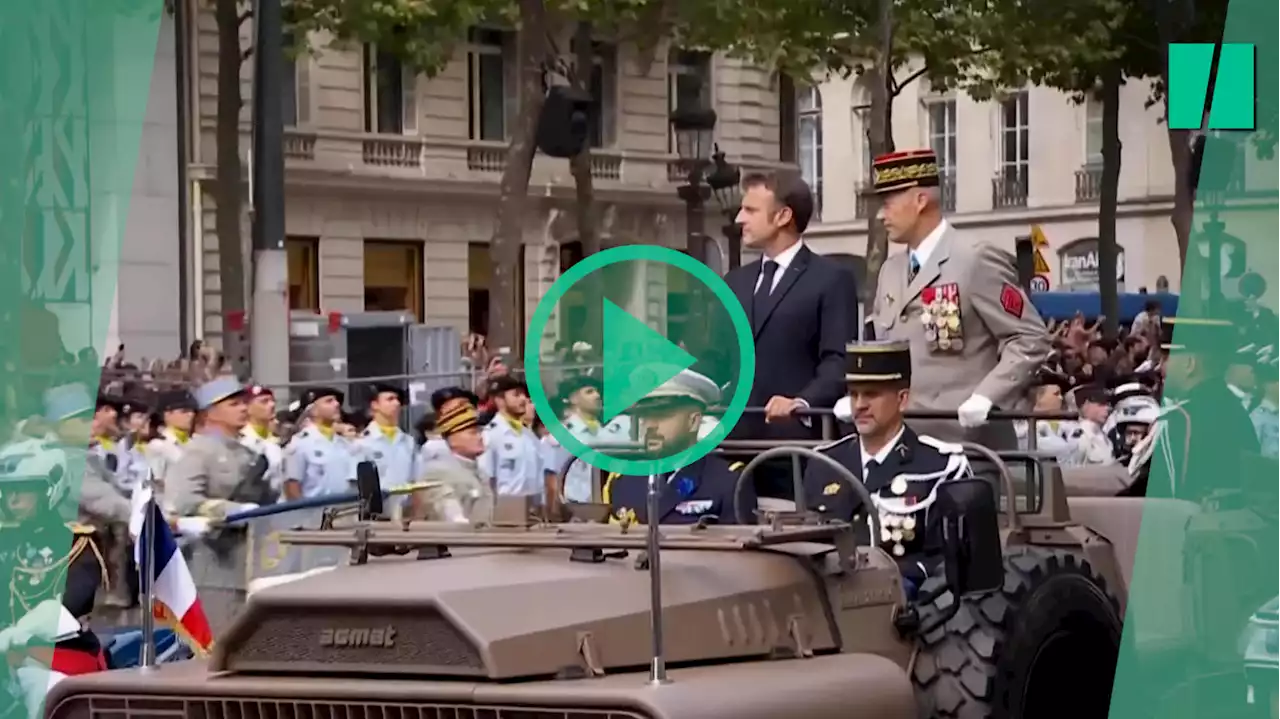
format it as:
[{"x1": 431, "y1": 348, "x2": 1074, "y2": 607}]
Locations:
[{"x1": 213, "y1": 546, "x2": 853, "y2": 680}]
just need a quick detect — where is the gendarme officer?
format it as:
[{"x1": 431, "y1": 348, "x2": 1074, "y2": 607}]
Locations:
[
  {"x1": 801, "y1": 341, "x2": 973, "y2": 597},
  {"x1": 604, "y1": 369, "x2": 756, "y2": 525}
]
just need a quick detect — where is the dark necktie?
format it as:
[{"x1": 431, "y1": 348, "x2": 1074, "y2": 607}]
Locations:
[
  {"x1": 863, "y1": 458, "x2": 879, "y2": 481},
  {"x1": 908, "y1": 253, "x2": 920, "y2": 283},
  {"x1": 754, "y1": 260, "x2": 779, "y2": 319}
]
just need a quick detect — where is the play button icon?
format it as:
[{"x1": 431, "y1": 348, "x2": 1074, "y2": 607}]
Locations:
[
  {"x1": 525, "y1": 245, "x2": 755, "y2": 476},
  {"x1": 600, "y1": 298, "x2": 698, "y2": 423}
]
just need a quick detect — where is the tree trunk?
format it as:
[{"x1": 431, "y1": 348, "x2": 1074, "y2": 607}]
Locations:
[
  {"x1": 1167, "y1": 126, "x2": 1195, "y2": 271},
  {"x1": 1097, "y1": 67, "x2": 1122, "y2": 341},
  {"x1": 487, "y1": 0, "x2": 549, "y2": 357},
  {"x1": 215, "y1": 0, "x2": 246, "y2": 358},
  {"x1": 863, "y1": 0, "x2": 896, "y2": 306},
  {"x1": 568, "y1": 21, "x2": 599, "y2": 258},
  {"x1": 567, "y1": 21, "x2": 604, "y2": 350}
]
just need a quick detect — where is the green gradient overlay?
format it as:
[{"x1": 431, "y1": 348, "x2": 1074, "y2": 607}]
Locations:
[
  {"x1": 0, "y1": 0, "x2": 160, "y2": 714},
  {"x1": 1108, "y1": 1, "x2": 1279, "y2": 717}
]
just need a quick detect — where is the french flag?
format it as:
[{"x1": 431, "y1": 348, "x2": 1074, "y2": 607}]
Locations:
[{"x1": 134, "y1": 498, "x2": 215, "y2": 654}]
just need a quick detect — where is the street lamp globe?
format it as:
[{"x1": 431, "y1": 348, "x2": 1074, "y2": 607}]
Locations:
[
  {"x1": 669, "y1": 105, "x2": 718, "y2": 162},
  {"x1": 706, "y1": 145, "x2": 742, "y2": 213}
]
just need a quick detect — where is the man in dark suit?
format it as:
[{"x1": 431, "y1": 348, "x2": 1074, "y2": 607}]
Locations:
[{"x1": 724, "y1": 171, "x2": 858, "y2": 497}]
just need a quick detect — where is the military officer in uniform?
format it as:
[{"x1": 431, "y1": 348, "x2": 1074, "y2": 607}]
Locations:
[
  {"x1": 800, "y1": 342, "x2": 973, "y2": 597},
  {"x1": 282, "y1": 387, "x2": 358, "y2": 501},
  {"x1": 238, "y1": 384, "x2": 284, "y2": 498},
  {"x1": 355, "y1": 383, "x2": 416, "y2": 492},
  {"x1": 480, "y1": 376, "x2": 544, "y2": 503},
  {"x1": 1152, "y1": 316, "x2": 1260, "y2": 500},
  {"x1": 32, "y1": 385, "x2": 132, "y2": 534},
  {"x1": 544, "y1": 375, "x2": 631, "y2": 505},
  {"x1": 1061, "y1": 384, "x2": 1114, "y2": 466},
  {"x1": 145, "y1": 390, "x2": 198, "y2": 491},
  {"x1": 419, "y1": 387, "x2": 480, "y2": 468},
  {"x1": 604, "y1": 369, "x2": 757, "y2": 525},
  {"x1": 117, "y1": 399, "x2": 152, "y2": 496},
  {"x1": 0, "y1": 421, "x2": 110, "y2": 716},
  {"x1": 866, "y1": 149, "x2": 1050, "y2": 448},
  {"x1": 88, "y1": 394, "x2": 125, "y2": 479},
  {"x1": 411, "y1": 402, "x2": 494, "y2": 523},
  {"x1": 166, "y1": 377, "x2": 267, "y2": 635}
]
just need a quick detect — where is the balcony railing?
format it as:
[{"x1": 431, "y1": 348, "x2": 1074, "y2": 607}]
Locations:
[
  {"x1": 1075, "y1": 164, "x2": 1102, "y2": 203},
  {"x1": 939, "y1": 172, "x2": 957, "y2": 212},
  {"x1": 283, "y1": 130, "x2": 654, "y2": 186},
  {"x1": 991, "y1": 170, "x2": 1028, "y2": 209}
]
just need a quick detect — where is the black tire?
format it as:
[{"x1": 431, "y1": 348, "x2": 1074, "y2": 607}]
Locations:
[{"x1": 911, "y1": 546, "x2": 1124, "y2": 719}]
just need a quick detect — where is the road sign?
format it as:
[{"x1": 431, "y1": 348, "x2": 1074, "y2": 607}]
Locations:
[
  {"x1": 1030, "y1": 225, "x2": 1050, "y2": 248},
  {"x1": 1033, "y1": 249, "x2": 1051, "y2": 275},
  {"x1": 1030, "y1": 275, "x2": 1051, "y2": 293},
  {"x1": 525, "y1": 245, "x2": 755, "y2": 476}
]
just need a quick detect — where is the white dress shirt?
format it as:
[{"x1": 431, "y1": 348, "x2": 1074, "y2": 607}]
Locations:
[
  {"x1": 908, "y1": 220, "x2": 950, "y2": 272},
  {"x1": 754, "y1": 240, "x2": 805, "y2": 294}
]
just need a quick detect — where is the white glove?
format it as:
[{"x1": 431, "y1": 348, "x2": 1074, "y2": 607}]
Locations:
[
  {"x1": 14, "y1": 600, "x2": 65, "y2": 641},
  {"x1": 232, "y1": 502, "x2": 260, "y2": 514},
  {"x1": 0, "y1": 626, "x2": 32, "y2": 653},
  {"x1": 833, "y1": 396, "x2": 854, "y2": 423},
  {"x1": 176, "y1": 517, "x2": 213, "y2": 538},
  {"x1": 957, "y1": 394, "x2": 993, "y2": 428}
]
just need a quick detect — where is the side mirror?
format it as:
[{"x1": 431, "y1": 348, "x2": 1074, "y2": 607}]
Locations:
[
  {"x1": 936, "y1": 478, "x2": 1004, "y2": 595},
  {"x1": 355, "y1": 461, "x2": 383, "y2": 520}
]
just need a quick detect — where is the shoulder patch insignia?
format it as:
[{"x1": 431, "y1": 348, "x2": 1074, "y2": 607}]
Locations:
[
  {"x1": 999, "y1": 282, "x2": 1025, "y2": 319},
  {"x1": 823, "y1": 482, "x2": 841, "y2": 496},
  {"x1": 918, "y1": 435, "x2": 964, "y2": 454},
  {"x1": 729, "y1": 461, "x2": 745, "y2": 472}
]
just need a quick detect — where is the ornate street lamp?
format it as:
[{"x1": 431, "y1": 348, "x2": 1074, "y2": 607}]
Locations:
[
  {"x1": 669, "y1": 102, "x2": 718, "y2": 268},
  {"x1": 706, "y1": 146, "x2": 743, "y2": 269}
]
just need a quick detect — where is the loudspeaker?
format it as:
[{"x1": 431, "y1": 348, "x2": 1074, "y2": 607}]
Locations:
[{"x1": 537, "y1": 85, "x2": 594, "y2": 158}]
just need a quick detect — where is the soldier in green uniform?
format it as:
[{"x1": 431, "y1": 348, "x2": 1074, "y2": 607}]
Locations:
[
  {"x1": 411, "y1": 402, "x2": 494, "y2": 523},
  {"x1": 166, "y1": 377, "x2": 269, "y2": 636},
  {"x1": 0, "y1": 384, "x2": 110, "y2": 718}
]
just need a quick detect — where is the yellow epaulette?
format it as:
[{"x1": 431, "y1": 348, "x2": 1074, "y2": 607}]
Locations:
[
  {"x1": 602, "y1": 472, "x2": 621, "y2": 505},
  {"x1": 729, "y1": 461, "x2": 745, "y2": 472},
  {"x1": 67, "y1": 522, "x2": 95, "y2": 536}
]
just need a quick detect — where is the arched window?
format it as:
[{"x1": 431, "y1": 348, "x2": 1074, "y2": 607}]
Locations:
[{"x1": 798, "y1": 86, "x2": 824, "y2": 220}]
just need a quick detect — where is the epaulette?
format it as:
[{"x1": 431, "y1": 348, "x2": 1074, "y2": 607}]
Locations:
[
  {"x1": 729, "y1": 461, "x2": 745, "y2": 472},
  {"x1": 814, "y1": 433, "x2": 858, "y2": 452},
  {"x1": 917, "y1": 434, "x2": 965, "y2": 455},
  {"x1": 66, "y1": 522, "x2": 95, "y2": 535}
]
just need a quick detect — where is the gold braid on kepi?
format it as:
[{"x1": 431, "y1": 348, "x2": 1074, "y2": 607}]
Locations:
[
  {"x1": 869, "y1": 149, "x2": 941, "y2": 194},
  {"x1": 436, "y1": 403, "x2": 479, "y2": 438},
  {"x1": 845, "y1": 341, "x2": 912, "y2": 384}
]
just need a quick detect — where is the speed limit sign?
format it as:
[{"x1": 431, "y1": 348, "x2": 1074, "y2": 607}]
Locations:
[{"x1": 1030, "y1": 275, "x2": 1050, "y2": 292}]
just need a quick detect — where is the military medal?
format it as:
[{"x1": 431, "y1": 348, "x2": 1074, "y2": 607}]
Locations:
[
  {"x1": 891, "y1": 529, "x2": 903, "y2": 542},
  {"x1": 902, "y1": 515, "x2": 917, "y2": 531},
  {"x1": 892, "y1": 543, "x2": 906, "y2": 557},
  {"x1": 881, "y1": 528, "x2": 892, "y2": 542},
  {"x1": 890, "y1": 476, "x2": 908, "y2": 495}
]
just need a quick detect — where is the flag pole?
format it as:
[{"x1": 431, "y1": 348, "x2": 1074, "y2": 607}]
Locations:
[{"x1": 139, "y1": 475, "x2": 159, "y2": 669}]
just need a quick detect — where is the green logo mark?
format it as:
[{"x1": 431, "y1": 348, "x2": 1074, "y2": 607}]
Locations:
[
  {"x1": 524, "y1": 245, "x2": 755, "y2": 477},
  {"x1": 1169, "y1": 43, "x2": 1256, "y2": 130}
]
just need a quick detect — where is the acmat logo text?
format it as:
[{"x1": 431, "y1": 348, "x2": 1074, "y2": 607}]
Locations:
[{"x1": 319, "y1": 626, "x2": 397, "y2": 648}]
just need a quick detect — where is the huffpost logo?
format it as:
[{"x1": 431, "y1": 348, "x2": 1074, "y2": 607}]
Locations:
[{"x1": 1168, "y1": 43, "x2": 1257, "y2": 131}]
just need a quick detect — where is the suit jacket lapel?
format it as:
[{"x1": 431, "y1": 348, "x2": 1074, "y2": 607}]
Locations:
[
  {"x1": 864, "y1": 427, "x2": 915, "y2": 494},
  {"x1": 734, "y1": 261, "x2": 761, "y2": 329},
  {"x1": 896, "y1": 228, "x2": 954, "y2": 318},
  {"x1": 754, "y1": 245, "x2": 811, "y2": 337}
]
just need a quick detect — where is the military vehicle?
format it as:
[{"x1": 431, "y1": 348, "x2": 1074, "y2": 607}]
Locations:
[{"x1": 47, "y1": 409, "x2": 1272, "y2": 719}]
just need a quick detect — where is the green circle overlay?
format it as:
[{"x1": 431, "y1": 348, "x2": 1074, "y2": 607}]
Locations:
[{"x1": 525, "y1": 245, "x2": 756, "y2": 477}]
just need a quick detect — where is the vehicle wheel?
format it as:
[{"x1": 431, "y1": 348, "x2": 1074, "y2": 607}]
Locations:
[{"x1": 911, "y1": 546, "x2": 1123, "y2": 719}]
